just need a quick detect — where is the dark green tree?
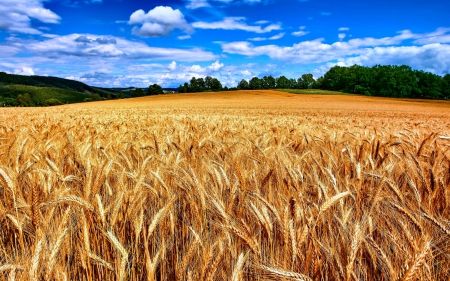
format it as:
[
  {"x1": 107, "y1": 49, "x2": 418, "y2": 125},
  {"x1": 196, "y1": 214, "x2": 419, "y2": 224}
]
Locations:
[
  {"x1": 312, "y1": 77, "x2": 324, "y2": 89},
  {"x1": 275, "y1": 76, "x2": 289, "y2": 89},
  {"x1": 178, "y1": 84, "x2": 187, "y2": 93},
  {"x1": 265, "y1": 76, "x2": 276, "y2": 89},
  {"x1": 131, "y1": 88, "x2": 146, "y2": 97},
  {"x1": 442, "y1": 74, "x2": 450, "y2": 99},
  {"x1": 205, "y1": 76, "x2": 214, "y2": 90},
  {"x1": 92, "y1": 93, "x2": 102, "y2": 101},
  {"x1": 184, "y1": 82, "x2": 190, "y2": 93},
  {"x1": 190, "y1": 77, "x2": 199, "y2": 92},
  {"x1": 299, "y1": 74, "x2": 315, "y2": 89},
  {"x1": 237, "y1": 79, "x2": 249, "y2": 90},
  {"x1": 148, "y1": 84, "x2": 164, "y2": 95},
  {"x1": 210, "y1": 78, "x2": 222, "y2": 91},
  {"x1": 249, "y1": 77, "x2": 262, "y2": 89},
  {"x1": 196, "y1": 78, "x2": 206, "y2": 91},
  {"x1": 3, "y1": 98, "x2": 17, "y2": 106},
  {"x1": 413, "y1": 70, "x2": 442, "y2": 99},
  {"x1": 17, "y1": 93, "x2": 34, "y2": 106},
  {"x1": 44, "y1": 98, "x2": 63, "y2": 106}
]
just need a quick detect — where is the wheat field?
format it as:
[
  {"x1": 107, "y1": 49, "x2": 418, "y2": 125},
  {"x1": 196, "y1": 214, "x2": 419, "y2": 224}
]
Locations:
[{"x1": 1, "y1": 90, "x2": 450, "y2": 280}]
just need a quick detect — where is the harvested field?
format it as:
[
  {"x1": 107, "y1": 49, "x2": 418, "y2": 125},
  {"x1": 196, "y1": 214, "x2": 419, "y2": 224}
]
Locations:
[{"x1": 1, "y1": 90, "x2": 450, "y2": 280}]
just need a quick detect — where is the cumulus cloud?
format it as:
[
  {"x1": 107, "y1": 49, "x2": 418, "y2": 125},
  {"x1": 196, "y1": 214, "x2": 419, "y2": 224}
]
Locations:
[
  {"x1": 338, "y1": 33, "x2": 346, "y2": 41},
  {"x1": 193, "y1": 17, "x2": 281, "y2": 33},
  {"x1": 339, "y1": 27, "x2": 350, "y2": 31},
  {"x1": 0, "y1": 0, "x2": 60, "y2": 34},
  {"x1": 168, "y1": 61, "x2": 177, "y2": 70},
  {"x1": 15, "y1": 67, "x2": 35, "y2": 75},
  {"x1": 128, "y1": 6, "x2": 193, "y2": 37},
  {"x1": 221, "y1": 28, "x2": 450, "y2": 75},
  {"x1": 208, "y1": 60, "x2": 224, "y2": 71}
]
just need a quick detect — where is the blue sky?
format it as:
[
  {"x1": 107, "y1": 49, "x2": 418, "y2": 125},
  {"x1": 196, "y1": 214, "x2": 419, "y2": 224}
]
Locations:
[{"x1": 0, "y1": 0, "x2": 449, "y2": 88}]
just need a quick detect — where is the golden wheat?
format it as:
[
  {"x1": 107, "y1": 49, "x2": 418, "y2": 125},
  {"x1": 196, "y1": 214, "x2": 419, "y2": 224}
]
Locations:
[{"x1": 1, "y1": 90, "x2": 450, "y2": 280}]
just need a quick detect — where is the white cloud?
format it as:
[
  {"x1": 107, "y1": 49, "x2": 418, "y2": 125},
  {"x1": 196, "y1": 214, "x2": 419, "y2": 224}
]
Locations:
[
  {"x1": 221, "y1": 28, "x2": 450, "y2": 75},
  {"x1": 413, "y1": 27, "x2": 450, "y2": 44},
  {"x1": 185, "y1": 0, "x2": 272, "y2": 8},
  {"x1": 248, "y1": 37, "x2": 266, "y2": 42},
  {"x1": 208, "y1": 60, "x2": 224, "y2": 71},
  {"x1": 128, "y1": 6, "x2": 193, "y2": 37},
  {"x1": 0, "y1": 0, "x2": 60, "y2": 34},
  {"x1": 269, "y1": 33, "x2": 285, "y2": 40},
  {"x1": 168, "y1": 61, "x2": 177, "y2": 70},
  {"x1": 0, "y1": 34, "x2": 224, "y2": 87},
  {"x1": 292, "y1": 26, "x2": 309, "y2": 37},
  {"x1": 178, "y1": 35, "x2": 192, "y2": 40},
  {"x1": 12, "y1": 33, "x2": 217, "y2": 62},
  {"x1": 339, "y1": 27, "x2": 350, "y2": 31},
  {"x1": 193, "y1": 17, "x2": 282, "y2": 33},
  {"x1": 321, "y1": 12, "x2": 331, "y2": 16},
  {"x1": 338, "y1": 33, "x2": 346, "y2": 41},
  {"x1": 249, "y1": 32, "x2": 285, "y2": 41},
  {"x1": 14, "y1": 67, "x2": 35, "y2": 75},
  {"x1": 186, "y1": 0, "x2": 210, "y2": 9},
  {"x1": 0, "y1": 32, "x2": 221, "y2": 87},
  {"x1": 241, "y1": 70, "x2": 252, "y2": 76},
  {"x1": 153, "y1": 60, "x2": 229, "y2": 87}
]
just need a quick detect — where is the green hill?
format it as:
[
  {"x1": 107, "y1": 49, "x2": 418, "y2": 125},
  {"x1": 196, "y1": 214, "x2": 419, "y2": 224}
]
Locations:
[
  {"x1": 0, "y1": 85, "x2": 94, "y2": 106},
  {"x1": 0, "y1": 72, "x2": 119, "y2": 106}
]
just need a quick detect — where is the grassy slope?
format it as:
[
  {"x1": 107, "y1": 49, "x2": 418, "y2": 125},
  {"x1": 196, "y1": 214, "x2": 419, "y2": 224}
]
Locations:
[
  {"x1": 0, "y1": 84, "x2": 92, "y2": 105},
  {"x1": 0, "y1": 72, "x2": 120, "y2": 105}
]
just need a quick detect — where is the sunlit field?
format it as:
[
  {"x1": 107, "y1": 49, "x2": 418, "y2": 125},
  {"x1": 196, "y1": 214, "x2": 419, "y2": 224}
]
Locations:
[{"x1": 1, "y1": 90, "x2": 450, "y2": 280}]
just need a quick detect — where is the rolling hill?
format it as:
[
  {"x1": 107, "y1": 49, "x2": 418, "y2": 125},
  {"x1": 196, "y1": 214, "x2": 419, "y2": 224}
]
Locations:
[{"x1": 0, "y1": 72, "x2": 120, "y2": 106}]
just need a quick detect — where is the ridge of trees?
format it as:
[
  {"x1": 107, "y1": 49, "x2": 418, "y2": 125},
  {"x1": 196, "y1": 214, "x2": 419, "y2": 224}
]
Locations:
[
  {"x1": 320, "y1": 65, "x2": 450, "y2": 99},
  {"x1": 178, "y1": 76, "x2": 224, "y2": 93}
]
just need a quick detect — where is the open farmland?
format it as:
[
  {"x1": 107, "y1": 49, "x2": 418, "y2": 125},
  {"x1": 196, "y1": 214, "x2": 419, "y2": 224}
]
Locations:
[{"x1": 1, "y1": 90, "x2": 450, "y2": 280}]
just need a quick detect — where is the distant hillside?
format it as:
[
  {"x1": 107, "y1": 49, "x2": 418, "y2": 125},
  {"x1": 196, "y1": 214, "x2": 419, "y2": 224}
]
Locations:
[
  {"x1": 0, "y1": 72, "x2": 120, "y2": 106},
  {"x1": 0, "y1": 72, "x2": 98, "y2": 92}
]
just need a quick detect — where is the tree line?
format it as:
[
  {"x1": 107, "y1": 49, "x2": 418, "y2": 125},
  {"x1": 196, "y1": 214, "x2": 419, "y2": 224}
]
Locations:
[
  {"x1": 236, "y1": 73, "x2": 317, "y2": 90},
  {"x1": 177, "y1": 65, "x2": 450, "y2": 100},
  {"x1": 320, "y1": 65, "x2": 450, "y2": 99},
  {"x1": 178, "y1": 76, "x2": 224, "y2": 93}
]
